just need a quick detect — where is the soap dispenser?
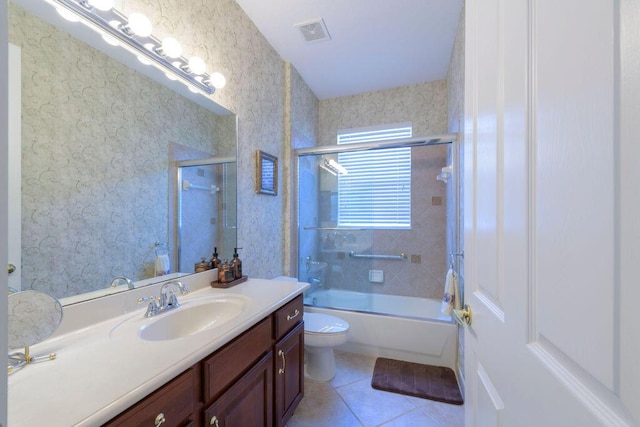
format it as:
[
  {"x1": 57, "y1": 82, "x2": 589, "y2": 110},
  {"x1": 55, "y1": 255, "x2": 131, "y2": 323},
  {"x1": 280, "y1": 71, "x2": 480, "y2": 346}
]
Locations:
[
  {"x1": 210, "y1": 247, "x2": 221, "y2": 270},
  {"x1": 231, "y1": 247, "x2": 243, "y2": 279}
]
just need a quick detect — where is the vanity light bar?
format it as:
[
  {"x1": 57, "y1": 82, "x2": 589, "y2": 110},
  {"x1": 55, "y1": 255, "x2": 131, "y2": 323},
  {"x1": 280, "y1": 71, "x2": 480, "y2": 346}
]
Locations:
[{"x1": 48, "y1": 0, "x2": 218, "y2": 94}]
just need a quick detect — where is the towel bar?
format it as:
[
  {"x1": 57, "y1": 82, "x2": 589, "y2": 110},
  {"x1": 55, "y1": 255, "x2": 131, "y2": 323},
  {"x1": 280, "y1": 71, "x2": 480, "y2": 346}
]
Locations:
[{"x1": 349, "y1": 252, "x2": 406, "y2": 261}]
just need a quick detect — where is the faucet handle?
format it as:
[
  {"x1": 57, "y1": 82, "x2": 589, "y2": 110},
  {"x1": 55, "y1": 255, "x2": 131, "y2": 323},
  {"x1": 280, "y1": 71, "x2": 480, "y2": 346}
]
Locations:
[{"x1": 137, "y1": 296, "x2": 160, "y2": 317}]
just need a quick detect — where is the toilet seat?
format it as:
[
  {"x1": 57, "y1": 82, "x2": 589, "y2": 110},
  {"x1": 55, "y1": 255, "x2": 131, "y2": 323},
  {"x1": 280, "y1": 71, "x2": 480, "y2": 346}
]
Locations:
[{"x1": 304, "y1": 313, "x2": 349, "y2": 335}]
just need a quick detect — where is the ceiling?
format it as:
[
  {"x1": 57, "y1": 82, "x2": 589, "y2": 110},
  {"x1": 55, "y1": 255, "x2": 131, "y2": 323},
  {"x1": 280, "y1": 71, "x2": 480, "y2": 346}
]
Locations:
[{"x1": 234, "y1": 0, "x2": 463, "y2": 100}]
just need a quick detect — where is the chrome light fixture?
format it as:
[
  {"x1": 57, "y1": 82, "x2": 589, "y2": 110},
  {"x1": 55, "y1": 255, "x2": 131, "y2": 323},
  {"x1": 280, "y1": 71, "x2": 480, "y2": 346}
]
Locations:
[
  {"x1": 319, "y1": 156, "x2": 348, "y2": 175},
  {"x1": 48, "y1": 0, "x2": 226, "y2": 94}
]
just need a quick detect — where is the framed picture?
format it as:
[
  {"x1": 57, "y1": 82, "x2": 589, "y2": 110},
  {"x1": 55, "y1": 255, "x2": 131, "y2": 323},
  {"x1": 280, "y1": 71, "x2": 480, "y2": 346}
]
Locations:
[{"x1": 256, "y1": 150, "x2": 278, "y2": 195}]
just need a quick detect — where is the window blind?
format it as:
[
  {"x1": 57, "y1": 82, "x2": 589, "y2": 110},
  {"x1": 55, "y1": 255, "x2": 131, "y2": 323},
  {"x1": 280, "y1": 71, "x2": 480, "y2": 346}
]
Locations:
[{"x1": 337, "y1": 125, "x2": 412, "y2": 229}]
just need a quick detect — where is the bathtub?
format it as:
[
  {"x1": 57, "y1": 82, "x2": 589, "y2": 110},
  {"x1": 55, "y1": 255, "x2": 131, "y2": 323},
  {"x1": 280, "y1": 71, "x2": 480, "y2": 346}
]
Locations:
[{"x1": 303, "y1": 288, "x2": 457, "y2": 369}]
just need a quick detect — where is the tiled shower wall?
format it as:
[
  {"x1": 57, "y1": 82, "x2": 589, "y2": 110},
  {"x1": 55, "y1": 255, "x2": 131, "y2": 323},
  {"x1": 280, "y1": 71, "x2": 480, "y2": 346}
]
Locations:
[{"x1": 316, "y1": 81, "x2": 449, "y2": 300}]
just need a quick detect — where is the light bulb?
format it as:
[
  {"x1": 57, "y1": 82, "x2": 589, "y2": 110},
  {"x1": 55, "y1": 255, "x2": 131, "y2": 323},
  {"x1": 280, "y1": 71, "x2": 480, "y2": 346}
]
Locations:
[
  {"x1": 127, "y1": 13, "x2": 152, "y2": 37},
  {"x1": 165, "y1": 72, "x2": 178, "y2": 81},
  {"x1": 137, "y1": 56, "x2": 152, "y2": 65},
  {"x1": 57, "y1": 7, "x2": 80, "y2": 22},
  {"x1": 209, "y1": 72, "x2": 226, "y2": 89},
  {"x1": 88, "y1": 0, "x2": 113, "y2": 11},
  {"x1": 101, "y1": 34, "x2": 119, "y2": 46},
  {"x1": 160, "y1": 37, "x2": 182, "y2": 58},
  {"x1": 187, "y1": 56, "x2": 206, "y2": 75}
]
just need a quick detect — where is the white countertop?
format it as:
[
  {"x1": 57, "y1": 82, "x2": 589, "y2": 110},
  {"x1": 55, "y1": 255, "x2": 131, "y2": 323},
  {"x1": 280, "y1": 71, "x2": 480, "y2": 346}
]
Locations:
[{"x1": 8, "y1": 272, "x2": 308, "y2": 427}]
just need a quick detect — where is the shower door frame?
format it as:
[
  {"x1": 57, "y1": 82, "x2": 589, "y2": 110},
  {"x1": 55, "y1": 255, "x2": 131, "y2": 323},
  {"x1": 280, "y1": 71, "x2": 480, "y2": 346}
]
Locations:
[
  {"x1": 173, "y1": 156, "x2": 236, "y2": 273},
  {"x1": 292, "y1": 133, "x2": 459, "y2": 303}
]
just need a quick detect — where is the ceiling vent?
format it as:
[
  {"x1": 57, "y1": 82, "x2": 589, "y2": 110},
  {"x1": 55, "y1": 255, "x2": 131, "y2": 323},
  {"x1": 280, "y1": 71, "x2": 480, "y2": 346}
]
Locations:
[{"x1": 295, "y1": 18, "x2": 331, "y2": 43}]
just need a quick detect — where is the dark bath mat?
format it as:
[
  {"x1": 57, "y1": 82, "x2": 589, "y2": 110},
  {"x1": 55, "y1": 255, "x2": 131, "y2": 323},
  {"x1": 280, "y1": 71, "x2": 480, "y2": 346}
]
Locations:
[{"x1": 371, "y1": 357, "x2": 463, "y2": 405}]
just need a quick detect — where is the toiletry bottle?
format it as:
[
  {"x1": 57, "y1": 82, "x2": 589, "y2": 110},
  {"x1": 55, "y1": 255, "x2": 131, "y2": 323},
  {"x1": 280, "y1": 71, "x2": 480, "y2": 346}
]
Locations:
[
  {"x1": 231, "y1": 247, "x2": 243, "y2": 279},
  {"x1": 210, "y1": 247, "x2": 221, "y2": 270},
  {"x1": 195, "y1": 257, "x2": 210, "y2": 273},
  {"x1": 219, "y1": 260, "x2": 234, "y2": 283}
]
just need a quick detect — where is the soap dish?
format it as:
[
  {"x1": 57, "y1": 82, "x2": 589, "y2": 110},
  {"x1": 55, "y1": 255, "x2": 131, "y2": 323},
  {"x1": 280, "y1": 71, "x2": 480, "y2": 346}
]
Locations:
[{"x1": 211, "y1": 275, "x2": 248, "y2": 288}]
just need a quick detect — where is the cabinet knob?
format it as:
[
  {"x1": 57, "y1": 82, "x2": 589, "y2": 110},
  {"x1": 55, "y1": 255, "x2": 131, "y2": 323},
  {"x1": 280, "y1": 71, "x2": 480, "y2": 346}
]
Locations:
[
  {"x1": 210, "y1": 415, "x2": 219, "y2": 426},
  {"x1": 278, "y1": 349, "x2": 286, "y2": 374},
  {"x1": 154, "y1": 413, "x2": 166, "y2": 427}
]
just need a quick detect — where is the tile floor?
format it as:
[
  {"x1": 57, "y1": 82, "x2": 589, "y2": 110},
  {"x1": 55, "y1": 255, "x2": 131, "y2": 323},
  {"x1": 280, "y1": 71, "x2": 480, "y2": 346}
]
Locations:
[{"x1": 287, "y1": 350, "x2": 465, "y2": 427}]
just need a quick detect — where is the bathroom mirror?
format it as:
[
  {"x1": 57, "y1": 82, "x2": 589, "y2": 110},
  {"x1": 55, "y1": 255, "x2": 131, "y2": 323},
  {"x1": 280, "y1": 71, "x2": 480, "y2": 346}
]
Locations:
[
  {"x1": 8, "y1": 290, "x2": 63, "y2": 349},
  {"x1": 7, "y1": 1, "x2": 238, "y2": 303}
]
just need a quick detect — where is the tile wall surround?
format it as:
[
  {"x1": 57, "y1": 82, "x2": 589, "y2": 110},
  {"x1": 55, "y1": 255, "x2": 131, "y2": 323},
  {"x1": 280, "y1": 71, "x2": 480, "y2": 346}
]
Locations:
[
  {"x1": 316, "y1": 81, "x2": 450, "y2": 299},
  {"x1": 10, "y1": 5, "x2": 234, "y2": 298}
]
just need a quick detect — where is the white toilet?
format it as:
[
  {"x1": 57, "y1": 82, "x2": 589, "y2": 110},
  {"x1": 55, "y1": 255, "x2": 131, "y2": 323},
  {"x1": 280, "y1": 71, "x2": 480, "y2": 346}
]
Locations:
[{"x1": 304, "y1": 312, "x2": 350, "y2": 382}]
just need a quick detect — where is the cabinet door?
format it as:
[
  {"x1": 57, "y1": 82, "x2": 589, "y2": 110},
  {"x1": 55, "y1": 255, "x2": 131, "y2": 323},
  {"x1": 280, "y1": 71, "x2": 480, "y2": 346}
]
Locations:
[
  {"x1": 204, "y1": 352, "x2": 273, "y2": 427},
  {"x1": 274, "y1": 322, "x2": 304, "y2": 427}
]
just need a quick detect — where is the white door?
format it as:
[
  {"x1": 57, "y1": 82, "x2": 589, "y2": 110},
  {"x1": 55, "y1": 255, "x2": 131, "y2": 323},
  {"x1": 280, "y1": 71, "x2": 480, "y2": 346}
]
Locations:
[
  {"x1": 463, "y1": 0, "x2": 639, "y2": 425},
  {"x1": 7, "y1": 43, "x2": 20, "y2": 291}
]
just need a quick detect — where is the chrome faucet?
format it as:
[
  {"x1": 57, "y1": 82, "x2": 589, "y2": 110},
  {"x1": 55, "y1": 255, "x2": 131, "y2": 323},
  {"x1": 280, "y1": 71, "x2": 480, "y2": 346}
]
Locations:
[
  {"x1": 110, "y1": 276, "x2": 135, "y2": 290},
  {"x1": 137, "y1": 280, "x2": 189, "y2": 318},
  {"x1": 160, "y1": 280, "x2": 189, "y2": 308}
]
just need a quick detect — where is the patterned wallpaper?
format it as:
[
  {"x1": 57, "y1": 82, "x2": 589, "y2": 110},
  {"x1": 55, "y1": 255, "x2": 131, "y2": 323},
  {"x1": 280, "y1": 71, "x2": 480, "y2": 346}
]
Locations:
[
  {"x1": 316, "y1": 81, "x2": 450, "y2": 300},
  {"x1": 10, "y1": 0, "x2": 314, "y2": 297},
  {"x1": 9, "y1": 4, "x2": 237, "y2": 298},
  {"x1": 319, "y1": 81, "x2": 448, "y2": 146},
  {"x1": 100, "y1": 0, "x2": 290, "y2": 279}
]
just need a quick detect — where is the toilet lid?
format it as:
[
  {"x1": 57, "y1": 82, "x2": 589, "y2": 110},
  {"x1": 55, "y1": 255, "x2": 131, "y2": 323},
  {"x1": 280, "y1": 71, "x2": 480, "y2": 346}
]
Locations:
[{"x1": 304, "y1": 312, "x2": 349, "y2": 334}]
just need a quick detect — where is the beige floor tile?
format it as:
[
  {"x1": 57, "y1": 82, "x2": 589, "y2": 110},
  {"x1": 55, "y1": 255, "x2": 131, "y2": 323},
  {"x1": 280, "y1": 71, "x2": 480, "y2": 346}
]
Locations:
[
  {"x1": 287, "y1": 381, "x2": 362, "y2": 427},
  {"x1": 330, "y1": 350, "x2": 377, "y2": 388},
  {"x1": 418, "y1": 400, "x2": 465, "y2": 427},
  {"x1": 335, "y1": 378, "x2": 418, "y2": 426},
  {"x1": 379, "y1": 408, "x2": 443, "y2": 427},
  {"x1": 289, "y1": 351, "x2": 465, "y2": 427}
]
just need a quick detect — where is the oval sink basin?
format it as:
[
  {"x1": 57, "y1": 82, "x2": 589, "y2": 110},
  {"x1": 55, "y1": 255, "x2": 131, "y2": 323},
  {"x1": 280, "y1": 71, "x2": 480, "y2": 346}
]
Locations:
[{"x1": 138, "y1": 296, "x2": 248, "y2": 341}]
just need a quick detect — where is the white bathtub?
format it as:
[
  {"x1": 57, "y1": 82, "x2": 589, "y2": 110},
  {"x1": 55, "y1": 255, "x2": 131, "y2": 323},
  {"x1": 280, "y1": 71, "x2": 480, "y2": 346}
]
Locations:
[{"x1": 303, "y1": 289, "x2": 457, "y2": 369}]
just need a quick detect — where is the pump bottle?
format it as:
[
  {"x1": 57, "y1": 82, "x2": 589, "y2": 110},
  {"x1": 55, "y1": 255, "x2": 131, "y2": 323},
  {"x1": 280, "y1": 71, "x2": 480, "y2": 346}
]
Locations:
[{"x1": 231, "y1": 248, "x2": 243, "y2": 279}]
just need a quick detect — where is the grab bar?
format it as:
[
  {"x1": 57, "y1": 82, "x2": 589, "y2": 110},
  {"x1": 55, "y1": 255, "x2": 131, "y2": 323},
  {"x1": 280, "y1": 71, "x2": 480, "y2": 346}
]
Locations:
[{"x1": 349, "y1": 252, "x2": 407, "y2": 261}]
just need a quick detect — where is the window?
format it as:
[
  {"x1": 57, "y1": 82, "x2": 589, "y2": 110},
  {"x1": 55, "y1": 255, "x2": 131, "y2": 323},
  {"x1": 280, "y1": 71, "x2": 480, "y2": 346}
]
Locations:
[{"x1": 337, "y1": 124, "x2": 412, "y2": 229}]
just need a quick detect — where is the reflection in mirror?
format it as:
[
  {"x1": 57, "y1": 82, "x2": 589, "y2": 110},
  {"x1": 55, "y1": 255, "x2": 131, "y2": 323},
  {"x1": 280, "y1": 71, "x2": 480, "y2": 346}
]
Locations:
[
  {"x1": 8, "y1": 2, "x2": 237, "y2": 304},
  {"x1": 8, "y1": 290, "x2": 63, "y2": 374},
  {"x1": 176, "y1": 157, "x2": 237, "y2": 272}
]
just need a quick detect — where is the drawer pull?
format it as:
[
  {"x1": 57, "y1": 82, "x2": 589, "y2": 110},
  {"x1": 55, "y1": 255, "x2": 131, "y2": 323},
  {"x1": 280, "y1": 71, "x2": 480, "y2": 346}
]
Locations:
[
  {"x1": 286, "y1": 309, "x2": 300, "y2": 321},
  {"x1": 154, "y1": 413, "x2": 166, "y2": 427},
  {"x1": 210, "y1": 415, "x2": 219, "y2": 426},
  {"x1": 278, "y1": 349, "x2": 286, "y2": 374}
]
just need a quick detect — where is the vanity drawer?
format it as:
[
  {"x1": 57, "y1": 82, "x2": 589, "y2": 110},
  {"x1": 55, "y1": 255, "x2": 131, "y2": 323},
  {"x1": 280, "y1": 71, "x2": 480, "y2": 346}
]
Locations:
[
  {"x1": 274, "y1": 295, "x2": 303, "y2": 341},
  {"x1": 103, "y1": 367, "x2": 195, "y2": 427},
  {"x1": 203, "y1": 316, "x2": 272, "y2": 402}
]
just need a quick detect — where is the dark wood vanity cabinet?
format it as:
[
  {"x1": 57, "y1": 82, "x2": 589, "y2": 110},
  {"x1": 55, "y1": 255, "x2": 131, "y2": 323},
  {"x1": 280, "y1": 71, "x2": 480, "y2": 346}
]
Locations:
[
  {"x1": 274, "y1": 322, "x2": 304, "y2": 426},
  {"x1": 273, "y1": 294, "x2": 305, "y2": 427},
  {"x1": 102, "y1": 294, "x2": 304, "y2": 427},
  {"x1": 103, "y1": 367, "x2": 198, "y2": 427},
  {"x1": 204, "y1": 352, "x2": 274, "y2": 426}
]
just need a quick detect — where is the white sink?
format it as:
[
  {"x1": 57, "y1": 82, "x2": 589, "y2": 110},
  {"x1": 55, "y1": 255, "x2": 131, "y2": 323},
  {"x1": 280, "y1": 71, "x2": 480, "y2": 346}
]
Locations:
[{"x1": 110, "y1": 295, "x2": 249, "y2": 341}]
